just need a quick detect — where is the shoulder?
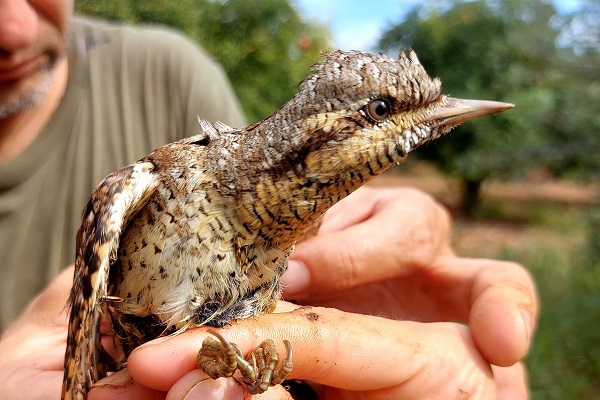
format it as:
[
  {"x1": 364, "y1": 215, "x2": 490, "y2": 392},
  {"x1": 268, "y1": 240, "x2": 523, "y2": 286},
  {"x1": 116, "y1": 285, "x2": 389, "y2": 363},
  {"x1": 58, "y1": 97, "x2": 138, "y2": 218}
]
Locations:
[
  {"x1": 66, "y1": 17, "x2": 246, "y2": 142},
  {"x1": 70, "y1": 16, "x2": 221, "y2": 75}
]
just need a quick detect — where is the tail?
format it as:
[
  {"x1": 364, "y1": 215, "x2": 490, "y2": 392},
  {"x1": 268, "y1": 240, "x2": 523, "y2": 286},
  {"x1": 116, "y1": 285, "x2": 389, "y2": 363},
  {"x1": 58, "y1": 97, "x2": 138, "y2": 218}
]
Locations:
[
  {"x1": 61, "y1": 162, "x2": 157, "y2": 399},
  {"x1": 61, "y1": 279, "x2": 103, "y2": 399},
  {"x1": 61, "y1": 195, "x2": 111, "y2": 399}
]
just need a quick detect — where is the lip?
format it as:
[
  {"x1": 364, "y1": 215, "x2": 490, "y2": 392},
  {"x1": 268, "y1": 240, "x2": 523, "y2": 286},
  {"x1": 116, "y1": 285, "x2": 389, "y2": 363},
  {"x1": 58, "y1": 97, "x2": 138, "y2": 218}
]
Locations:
[{"x1": 0, "y1": 55, "x2": 45, "y2": 83}]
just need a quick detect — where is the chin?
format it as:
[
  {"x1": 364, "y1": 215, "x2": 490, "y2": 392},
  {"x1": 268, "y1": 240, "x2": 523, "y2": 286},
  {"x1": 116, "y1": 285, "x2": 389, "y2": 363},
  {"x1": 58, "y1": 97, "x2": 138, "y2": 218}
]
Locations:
[{"x1": 0, "y1": 67, "x2": 53, "y2": 118}]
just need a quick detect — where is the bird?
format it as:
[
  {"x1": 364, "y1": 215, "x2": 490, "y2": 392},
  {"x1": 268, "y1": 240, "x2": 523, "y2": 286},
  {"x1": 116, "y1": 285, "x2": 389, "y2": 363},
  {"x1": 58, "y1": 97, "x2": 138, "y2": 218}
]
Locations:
[{"x1": 61, "y1": 49, "x2": 513, "y2": 399}]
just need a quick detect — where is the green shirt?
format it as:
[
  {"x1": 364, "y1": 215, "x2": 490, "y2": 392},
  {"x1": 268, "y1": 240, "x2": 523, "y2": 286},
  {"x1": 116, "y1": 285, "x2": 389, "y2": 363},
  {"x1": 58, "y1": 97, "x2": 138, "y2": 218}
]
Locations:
[{"x1": 0, "y1": 17, "x2": 246, "y2": 329}]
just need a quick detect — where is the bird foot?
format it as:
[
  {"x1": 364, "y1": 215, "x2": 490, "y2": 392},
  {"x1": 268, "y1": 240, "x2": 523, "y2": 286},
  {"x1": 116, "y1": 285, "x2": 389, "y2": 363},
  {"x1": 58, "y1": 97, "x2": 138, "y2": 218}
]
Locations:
[{"x1": 197, "y1": 329, "x2": 293, "y2": 394}]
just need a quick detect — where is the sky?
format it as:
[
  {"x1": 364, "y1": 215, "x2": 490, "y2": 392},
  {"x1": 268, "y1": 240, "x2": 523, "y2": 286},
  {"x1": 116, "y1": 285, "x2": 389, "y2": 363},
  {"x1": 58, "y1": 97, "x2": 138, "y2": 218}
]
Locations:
[{"x1": 292, "y1": 0, "x2": 584, "y2": 52}]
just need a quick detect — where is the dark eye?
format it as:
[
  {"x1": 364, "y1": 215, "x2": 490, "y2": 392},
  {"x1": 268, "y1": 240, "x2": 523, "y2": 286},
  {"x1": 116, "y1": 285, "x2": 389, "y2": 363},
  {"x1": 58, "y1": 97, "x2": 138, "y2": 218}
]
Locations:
[{"x1": 366, "y1": 98, "x2": 391, "y2": 121}]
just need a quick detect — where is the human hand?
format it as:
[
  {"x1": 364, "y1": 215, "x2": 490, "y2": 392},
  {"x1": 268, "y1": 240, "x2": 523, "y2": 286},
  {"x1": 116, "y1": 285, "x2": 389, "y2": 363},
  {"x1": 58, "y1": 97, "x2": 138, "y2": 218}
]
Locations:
[
  {"x1": 283, "y1": 186, "x2": 538, "y2": 398},
  {"x1": 0, "y1": 267, "x2": 71, "y2": 399}
]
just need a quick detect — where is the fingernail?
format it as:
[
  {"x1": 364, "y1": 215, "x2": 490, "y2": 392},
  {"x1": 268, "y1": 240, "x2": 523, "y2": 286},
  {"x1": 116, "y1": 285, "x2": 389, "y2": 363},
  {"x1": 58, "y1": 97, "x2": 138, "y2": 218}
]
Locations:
[
  {"x1": 183, "y1": 377, "x2": 244, "y2": 400},
  {"x1": 519, "y1": 308, "x2": 532, "y2": 348},
  {"x1": 282, "y1": 260, "x2": 311, "y2": 296}
]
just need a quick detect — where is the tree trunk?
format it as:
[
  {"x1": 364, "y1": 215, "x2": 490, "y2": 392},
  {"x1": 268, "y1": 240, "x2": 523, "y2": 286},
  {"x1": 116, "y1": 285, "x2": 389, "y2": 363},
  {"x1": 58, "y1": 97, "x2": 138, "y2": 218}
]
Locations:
[{"x1": 461, "y1": 178, "x2": 483, "y2": 216}]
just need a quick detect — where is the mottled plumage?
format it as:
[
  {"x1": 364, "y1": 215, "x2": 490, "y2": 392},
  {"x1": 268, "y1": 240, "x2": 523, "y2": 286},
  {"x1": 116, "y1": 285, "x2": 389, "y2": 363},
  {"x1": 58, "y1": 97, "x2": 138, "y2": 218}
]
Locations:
[{"x1": 62, "y1": 49, "x2": 512, "y2": 399}]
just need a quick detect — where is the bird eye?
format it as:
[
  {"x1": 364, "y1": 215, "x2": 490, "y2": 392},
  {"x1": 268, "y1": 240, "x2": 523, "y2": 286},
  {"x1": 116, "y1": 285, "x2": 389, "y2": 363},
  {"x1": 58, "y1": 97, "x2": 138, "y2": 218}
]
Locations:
[{"x1": 366, "y1": 98, "x2": 391, "y2": 121}]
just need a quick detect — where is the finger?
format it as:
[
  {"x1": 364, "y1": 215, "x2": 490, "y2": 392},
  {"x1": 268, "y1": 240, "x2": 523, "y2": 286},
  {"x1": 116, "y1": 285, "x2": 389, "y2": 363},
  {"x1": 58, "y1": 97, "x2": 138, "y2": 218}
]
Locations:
[
  {"x1": 0, "y1": 368, "x2": 63, "y2": 399},
  {"x1": 309, "y1": 186, "x2": 385, "y2": 234},
  {"x1": 0, "y1": 269, "x2": 71, "y2": 400},
  {"x1": 284, "y1": 188, "x2": 452, "y2": 298},
  {"x1": 252, "y1": 384, "x2": 294, "y2": 399},
  {"x1": 493, "y1": 363, "x2": 529, "y2": 400},
  {"x1": 90, "y1": 369, "x2": 166, "y2": 400},
  {"x1": 5, "y1": 266, "x2": 73, "y2": 332},
  {"x1": 165, "y1": 370, "x2": 244, "y2": 400},
  {"x1": 163, "y1": 369, "x2": 293, "y2": 400},
  {"x1": 0, "y1": 331, "x2": 67, "y2": 370},
  {"x1": 465, "y1": 258, "x2": 537, "y2": 367},
  {"x1": 127, "y1": 307, "x2": 494, "y2": 398},
  {"x1": 0, "y1": 268, "x2": 73, "y2": 368},
  {"x1": 33, "y1": 265, "x2": 74, "y2": 318},
  {"x1": 426, "y1": 257, "x2": 538, "y2": 367}
]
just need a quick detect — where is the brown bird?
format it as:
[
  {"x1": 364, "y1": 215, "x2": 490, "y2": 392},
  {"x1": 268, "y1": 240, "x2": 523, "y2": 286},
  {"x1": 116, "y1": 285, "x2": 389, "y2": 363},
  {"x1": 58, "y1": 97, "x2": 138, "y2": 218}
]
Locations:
[{"x1": 61, "y1": 49, "x2": 512, "y2": 399}]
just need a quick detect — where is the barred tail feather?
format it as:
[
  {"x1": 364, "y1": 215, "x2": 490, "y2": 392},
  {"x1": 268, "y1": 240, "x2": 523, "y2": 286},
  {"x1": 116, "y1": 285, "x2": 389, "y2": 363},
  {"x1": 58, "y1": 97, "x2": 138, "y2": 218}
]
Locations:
[{"x1": 61, "y1": 162, "x2": 157, "y2": 400}]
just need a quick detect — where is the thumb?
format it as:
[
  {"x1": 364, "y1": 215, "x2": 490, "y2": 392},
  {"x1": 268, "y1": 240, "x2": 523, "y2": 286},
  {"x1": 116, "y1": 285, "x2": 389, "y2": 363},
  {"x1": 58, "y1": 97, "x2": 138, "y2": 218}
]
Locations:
[
  {"x1": 283, "y1": 227, "x2": 398, "y2": 299},
  {"x1": 4, "y1": 265, "x2": 73, "y2": 334},
  {"x1": 282, "y1": 186, "x2": 453, "y2": 299},
  {"x1": 283, "y1": 198, "x2": 450, "y2": 299},
  {"x1": 283, "y1": 189, "x2": 450, "y2": 299}
]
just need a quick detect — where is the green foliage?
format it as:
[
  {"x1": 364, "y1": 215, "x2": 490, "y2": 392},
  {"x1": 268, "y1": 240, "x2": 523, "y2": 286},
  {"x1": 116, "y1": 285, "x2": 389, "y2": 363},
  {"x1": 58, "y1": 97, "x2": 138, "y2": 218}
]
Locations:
[
  {"x1": 475, "y1": 197, "x2": 587, "y2": 232},
  {"x1": 75, "y1": 0, "x2": 330, "y2": 123},
  {"x1": 378, "y1": 0, "x2": 600, "y2": 210},
  {"x1": 517, "y1": 244, "x2": 600, "y2": 400},
  {"x1": 585, "y1": 201, "x2": 600, "y2": 266},
  {"x1": 460, "y1": 196, "x2": 600, "y2": 399}
]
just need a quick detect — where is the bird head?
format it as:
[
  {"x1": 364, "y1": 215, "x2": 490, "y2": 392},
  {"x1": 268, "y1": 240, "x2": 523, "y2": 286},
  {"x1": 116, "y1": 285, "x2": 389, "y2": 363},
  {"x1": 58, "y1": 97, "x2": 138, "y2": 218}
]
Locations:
[{"x1": 288, "y1": 49, "x2": 513, "y2": 179}]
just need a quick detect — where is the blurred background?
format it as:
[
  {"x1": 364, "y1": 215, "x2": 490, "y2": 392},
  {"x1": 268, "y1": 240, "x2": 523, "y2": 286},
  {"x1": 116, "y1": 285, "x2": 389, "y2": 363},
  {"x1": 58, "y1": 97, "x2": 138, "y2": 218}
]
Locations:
[{"x1": 76, "y1": 0, "x2": 600, "y2": 398}]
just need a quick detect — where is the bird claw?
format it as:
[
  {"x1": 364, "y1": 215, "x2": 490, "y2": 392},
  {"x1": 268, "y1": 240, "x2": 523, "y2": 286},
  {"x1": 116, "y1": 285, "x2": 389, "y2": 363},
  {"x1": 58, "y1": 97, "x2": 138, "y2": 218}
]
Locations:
[{"x1": 197, "y1": 329, "x2": 293, "y2": 394}]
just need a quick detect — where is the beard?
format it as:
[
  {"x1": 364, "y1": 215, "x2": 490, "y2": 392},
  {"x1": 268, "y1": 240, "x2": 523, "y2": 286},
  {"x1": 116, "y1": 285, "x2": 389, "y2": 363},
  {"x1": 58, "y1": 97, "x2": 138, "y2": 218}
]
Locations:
[
  {"x1": 0, "y1": 58, "x2": 56, "y2": 119},
  {"x1": 0, "y1": 11, "x2": 66, "y2": 121}
]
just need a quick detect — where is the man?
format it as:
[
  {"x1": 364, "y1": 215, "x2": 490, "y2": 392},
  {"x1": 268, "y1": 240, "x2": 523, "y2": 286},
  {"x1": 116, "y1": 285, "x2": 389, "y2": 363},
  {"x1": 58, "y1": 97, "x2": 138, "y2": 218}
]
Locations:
[
  {"x1": 0, "y1": 0, "x2": 246, "y2": 329},
  {"x1": 0, "y1": 1, "x2": 537, "y2": 399}
]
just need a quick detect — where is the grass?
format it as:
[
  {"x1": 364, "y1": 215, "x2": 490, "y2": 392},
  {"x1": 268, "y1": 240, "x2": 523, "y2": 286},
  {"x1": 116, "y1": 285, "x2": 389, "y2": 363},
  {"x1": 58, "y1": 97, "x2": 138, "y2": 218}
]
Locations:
[
  {"x1": 506, "y1": 245, "x2": 600, "y2": 400},
  {"x1": 454, "y1": 199, "x2": 600, "y2": 399},
  {"x1": 472, "y1": 198, "x2": 587, "y2": 233}
]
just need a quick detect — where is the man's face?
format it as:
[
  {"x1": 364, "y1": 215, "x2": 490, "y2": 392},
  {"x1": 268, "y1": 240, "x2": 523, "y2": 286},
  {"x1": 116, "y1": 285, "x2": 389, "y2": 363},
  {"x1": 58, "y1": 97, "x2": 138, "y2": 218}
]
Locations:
[{"x1": 0, "y1": 0, "x2": 73, "y2": 119}]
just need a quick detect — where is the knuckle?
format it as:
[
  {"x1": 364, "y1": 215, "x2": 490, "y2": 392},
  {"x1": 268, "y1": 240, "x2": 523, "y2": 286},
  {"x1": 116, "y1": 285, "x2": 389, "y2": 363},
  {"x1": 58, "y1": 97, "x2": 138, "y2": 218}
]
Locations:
[
  {"x1": 333, "y1": 243, "x2": 362, "y2": 290},
  {"x1": 475, "y1": 259, "x2": 538, "y2": 303}
]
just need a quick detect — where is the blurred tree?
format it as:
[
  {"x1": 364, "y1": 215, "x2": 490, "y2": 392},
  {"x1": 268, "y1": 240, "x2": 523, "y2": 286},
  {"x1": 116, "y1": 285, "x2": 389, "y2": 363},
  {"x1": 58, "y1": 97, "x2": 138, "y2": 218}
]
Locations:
[
  {"x1": 75, "y1": 0, "x2": 330, "y2": 123},
  {"x1": 558, "y1": 0, "x2": 600, "y2": 54},
  {"x1": 378, "y1": 0, "x2": 600, "y2": 213},
  {"x1": 542, "y1": 0, "x2": 600, "y2": 179}
]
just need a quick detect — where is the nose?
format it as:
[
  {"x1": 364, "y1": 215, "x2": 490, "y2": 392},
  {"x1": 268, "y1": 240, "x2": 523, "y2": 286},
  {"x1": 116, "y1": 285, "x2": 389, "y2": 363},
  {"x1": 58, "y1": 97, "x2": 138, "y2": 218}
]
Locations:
[{"x1": 0, "y1": 0, "x2": 38, "y2": 54}]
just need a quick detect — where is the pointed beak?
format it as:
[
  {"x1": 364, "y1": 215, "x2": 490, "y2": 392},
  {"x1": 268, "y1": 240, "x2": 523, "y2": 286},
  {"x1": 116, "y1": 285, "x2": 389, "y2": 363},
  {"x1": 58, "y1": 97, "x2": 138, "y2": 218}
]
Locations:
[{"x1": 427, "y1": 97, "x2": 514, "y2": 126}]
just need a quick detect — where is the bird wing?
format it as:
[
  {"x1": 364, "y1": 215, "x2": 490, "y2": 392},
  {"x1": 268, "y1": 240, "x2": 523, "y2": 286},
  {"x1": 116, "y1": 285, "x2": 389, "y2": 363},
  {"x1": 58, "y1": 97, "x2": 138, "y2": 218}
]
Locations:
[{"x1": 62, "y1": 161, "x2": 158, "y2": 400}]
